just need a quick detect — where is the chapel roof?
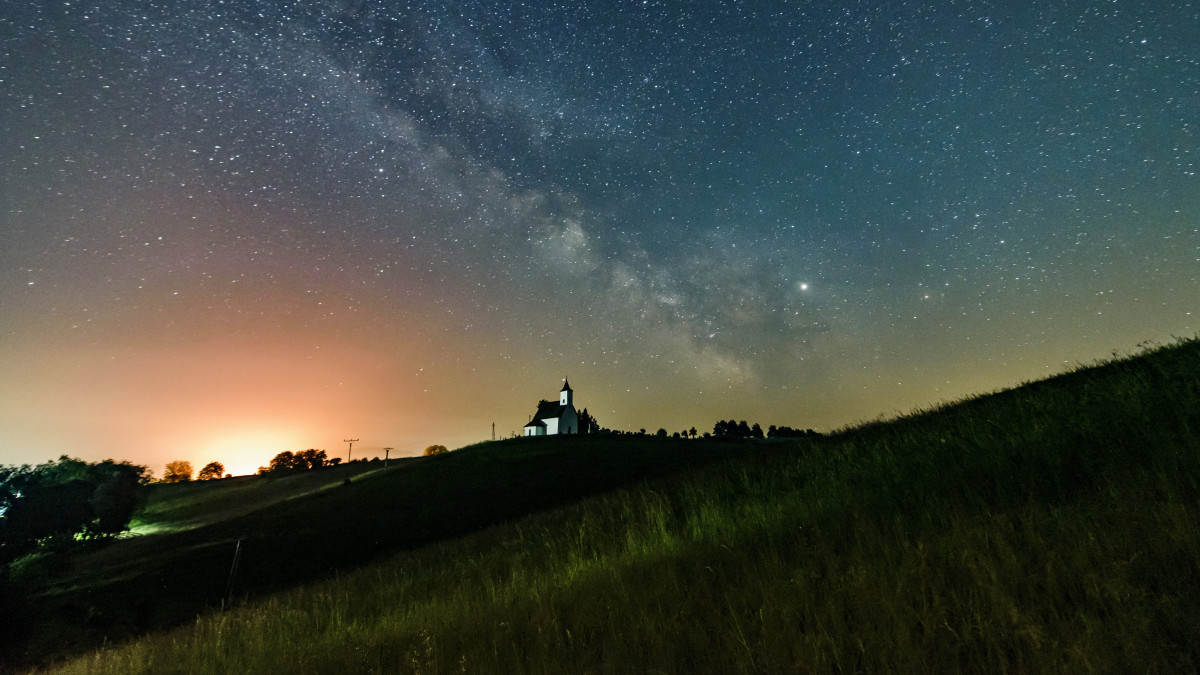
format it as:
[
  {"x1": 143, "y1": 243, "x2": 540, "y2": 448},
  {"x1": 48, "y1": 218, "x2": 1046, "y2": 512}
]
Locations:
[{"x1": 532, "y1": 399, "x2": 567, "y2": 420}]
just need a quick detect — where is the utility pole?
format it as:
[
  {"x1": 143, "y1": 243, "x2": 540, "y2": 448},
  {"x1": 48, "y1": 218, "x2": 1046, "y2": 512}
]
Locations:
[
  {"x1": 344, "y1": 438, "x2": 359, "y2": 463},
  {"x1": 384, "y1": 447, "x2": 393, "y2": 468},
  {"x1": 492, "y1": 422, "x2": 495, "y2": 441}
]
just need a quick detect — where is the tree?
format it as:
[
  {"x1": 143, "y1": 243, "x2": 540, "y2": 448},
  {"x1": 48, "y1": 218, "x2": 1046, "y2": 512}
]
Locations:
[
  {"x1": 578, "y1": 408, "x2": 599, "y2": 434},
  {"x1": 423, "y1": 445, "x2": 448, "y2": 456},
  {"x1": 1, "y1": 456, "x2": 148, "y2": 566},
  {"x1": 295, "y1": 449, "x2": 327, "y2": 470},
  {"x1": 87, "y1": 460, "x2": 149, "y2": 537},
  {"x1": 197, "y1": 462, "x2": 225, "y2": 481},
  {"x1": 268, "y1": 451, "x2": 297, "y2": 473},
  {"x1": 655, "y1": 428, "x2": 668, "y2": 437},
  {"x1": 2, "y1": 477, "x2": 92, "y2": 554},
  {"x1": 283, "y1": 454, "x2": 296, "y2": 471},
  {"x1": 162, "y1": 460, "x2": 193, "y2": 483}
]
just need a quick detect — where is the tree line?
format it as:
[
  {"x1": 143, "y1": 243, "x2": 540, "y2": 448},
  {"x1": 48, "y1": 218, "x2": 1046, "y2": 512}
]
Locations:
[
  {"x1": 257, "y1": 448, "x2": 341, "y2": 474},
  {"x1": 711, "y1": 420, "x2": 820, "y2": 439},
  {"x1": 156, "y1": 449, "x2": 344, "y2": 482},
  {"x1": 162, "y1": 444, "x2": 446, "y2": 483},
  {"x1": 595, "y1": 421, "x2": 820, "y2": 439},
  {"x1": 158, "y1": 460, "x2": 229, "y2": 483}
]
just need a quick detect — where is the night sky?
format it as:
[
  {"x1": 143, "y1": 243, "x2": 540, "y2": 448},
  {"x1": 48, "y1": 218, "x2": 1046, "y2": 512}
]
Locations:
[{"x1": 2, "y1": 0, "x2": 1197, "y2": 476}]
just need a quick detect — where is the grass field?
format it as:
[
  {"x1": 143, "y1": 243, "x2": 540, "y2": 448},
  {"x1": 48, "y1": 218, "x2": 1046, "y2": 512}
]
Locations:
[{"x1": 18, "y1": 338, "x2": 1200, "y2": 673}]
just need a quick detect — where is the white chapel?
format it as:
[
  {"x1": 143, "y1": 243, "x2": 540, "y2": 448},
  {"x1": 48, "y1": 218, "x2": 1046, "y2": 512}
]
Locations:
[{"x1": 523, "y1": 379, "x2": 579, "y2": 436}]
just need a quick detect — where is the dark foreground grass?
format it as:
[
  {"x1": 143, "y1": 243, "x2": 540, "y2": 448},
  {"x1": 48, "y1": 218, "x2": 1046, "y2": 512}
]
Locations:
[{"x1": 28, "y1": 338, "x2": 1200, "y2": 673}]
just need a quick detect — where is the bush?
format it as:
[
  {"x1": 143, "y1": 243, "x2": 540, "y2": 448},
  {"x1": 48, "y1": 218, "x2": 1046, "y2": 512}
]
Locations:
[{"x1": 0, "y1": 456, "x2": 149, "y2": 566}]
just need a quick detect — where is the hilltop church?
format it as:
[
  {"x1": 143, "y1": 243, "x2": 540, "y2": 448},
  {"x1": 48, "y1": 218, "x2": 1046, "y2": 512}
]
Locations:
[{"x1": 523, "y1": 379, "x2": 579, "y2": 436}]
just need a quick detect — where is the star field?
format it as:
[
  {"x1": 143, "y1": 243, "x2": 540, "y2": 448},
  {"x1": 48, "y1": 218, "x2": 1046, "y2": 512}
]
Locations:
[{"x1": 1, "y1": 0, "x2": 1197, "y2": 474}]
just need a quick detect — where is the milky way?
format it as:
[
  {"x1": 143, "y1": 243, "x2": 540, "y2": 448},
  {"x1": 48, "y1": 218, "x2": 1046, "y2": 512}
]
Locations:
[{"x1": 2, "y1": 0, "x2": 1197, "y2": 473}]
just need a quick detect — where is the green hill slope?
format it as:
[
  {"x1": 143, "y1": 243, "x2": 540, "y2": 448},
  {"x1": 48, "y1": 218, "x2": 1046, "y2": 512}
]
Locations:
[
  {"x1": 129, "y1": 461, "x2": 399, "y2": 535},
  {"x1": 26, "y1": 338, "x2": 1200, "y2": 673}
]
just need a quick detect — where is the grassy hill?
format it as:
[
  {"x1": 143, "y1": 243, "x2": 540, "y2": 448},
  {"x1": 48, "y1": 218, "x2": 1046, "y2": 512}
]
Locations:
[
  {"x1": 17, "y1": 338, "x2": 1200, "y2": 673},
  {"x1": 8, "y1": 432, "x2": 773, "y2": 669},
  {"x1": 128, "y1": 460, "x2": 399, "y2": 535}
]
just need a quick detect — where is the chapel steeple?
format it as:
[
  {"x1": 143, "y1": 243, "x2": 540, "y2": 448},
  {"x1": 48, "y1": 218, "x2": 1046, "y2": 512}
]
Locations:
[{"x1": 560, "y1": 378, "x2": 573, "y2": 406}]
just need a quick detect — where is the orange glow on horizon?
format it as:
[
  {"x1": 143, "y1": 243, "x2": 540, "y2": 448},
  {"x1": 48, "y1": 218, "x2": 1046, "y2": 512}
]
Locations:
[{"x1": 198, "y1": 429, "x2": 312, "y2": 477}]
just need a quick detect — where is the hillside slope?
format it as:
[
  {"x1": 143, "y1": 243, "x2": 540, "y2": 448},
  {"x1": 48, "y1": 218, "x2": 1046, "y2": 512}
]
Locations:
[
  {"x1": 130, "y1": 460, "x2": 400, "y2": 535},
  {"x1": 13, "y1": 434, "x2": 772, "y2": 667},
  {"x1": 25, "y1": 338, "x2": 1200, "y2": 673}
]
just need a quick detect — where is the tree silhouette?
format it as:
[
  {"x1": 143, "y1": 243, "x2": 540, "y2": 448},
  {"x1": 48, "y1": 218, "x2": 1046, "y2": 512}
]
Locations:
[
  {"x1": 1, "y1": 457, "x2": 148, "y2": 566},
  {"x1": 87, "y1": 460, "x2": 148, "y2": 537},
  {"x1": 197, "y1": 462, "x2": 225, "y2": 480},
  {"x1": 267, "y1": 451, "x2": 297, "y2": 472},
  {"x1": 578, "y1": 408, "x2": 599, "y2": 434},
  {"x1": 767, "y1": 425, "x2": 821, "y2": 438},
  {"x1": 162, "y1": 460, "x2": 193, "y2": 483},
  {"x1": 295, "y1": 449, "x2": 327, "y2": 470},
  {"x1": 423, "y1": 445, "x2": 448, "y2": 456},
  {"x1": 260, "y1": 449, "x2": 330, "y2": 474},
  {"x1": 712, "y1": 420, "x2": 734, "y2": 437},
  {"x1": 712, "y1": 420, "x2": 774, "y2": 439}
]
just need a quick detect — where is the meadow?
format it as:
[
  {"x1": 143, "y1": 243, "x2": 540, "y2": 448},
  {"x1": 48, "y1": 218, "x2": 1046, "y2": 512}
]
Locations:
[{"x1": 22, "y1": 338, "x2": 1200, "y2": 673}]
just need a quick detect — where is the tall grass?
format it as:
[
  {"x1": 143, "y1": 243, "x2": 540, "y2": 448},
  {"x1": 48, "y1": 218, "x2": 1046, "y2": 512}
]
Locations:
[{"x1": 36, "y1": 338, "x2": 1200, "y2": 673}]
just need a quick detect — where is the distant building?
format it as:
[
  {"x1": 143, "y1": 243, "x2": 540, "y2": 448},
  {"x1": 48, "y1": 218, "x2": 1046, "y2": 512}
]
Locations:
[{"x1": 523, "y1": 379, "x2": 579, "y2": 436}]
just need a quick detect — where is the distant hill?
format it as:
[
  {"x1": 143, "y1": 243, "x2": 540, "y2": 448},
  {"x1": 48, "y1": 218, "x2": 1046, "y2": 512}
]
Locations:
[{"x1": 13, "y1": 337, "x2": 1200, "y2": 673}]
